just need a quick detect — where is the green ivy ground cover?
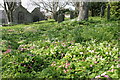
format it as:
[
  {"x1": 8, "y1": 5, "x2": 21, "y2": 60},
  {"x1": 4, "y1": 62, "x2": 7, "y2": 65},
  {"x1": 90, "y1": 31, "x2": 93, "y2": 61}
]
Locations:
[{"x1": 1, "y1": 17, "x2": 119, "y2": 79}]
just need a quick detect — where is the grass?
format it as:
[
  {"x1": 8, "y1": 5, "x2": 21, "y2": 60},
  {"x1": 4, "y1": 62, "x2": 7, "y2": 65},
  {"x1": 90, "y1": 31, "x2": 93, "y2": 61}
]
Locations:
[{"x1": 1, "y1": 17, "x2": 119, "y2": 79}]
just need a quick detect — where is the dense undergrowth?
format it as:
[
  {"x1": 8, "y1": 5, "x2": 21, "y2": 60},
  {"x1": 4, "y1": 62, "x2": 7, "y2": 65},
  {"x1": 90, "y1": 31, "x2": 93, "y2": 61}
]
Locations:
[{"x1": 1, "y1": 17, "x2": 119, "y2": 79}]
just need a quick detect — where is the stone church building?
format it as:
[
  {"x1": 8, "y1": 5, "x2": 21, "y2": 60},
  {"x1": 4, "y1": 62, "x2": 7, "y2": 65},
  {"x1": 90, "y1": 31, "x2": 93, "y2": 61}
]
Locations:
[
  {"x1": 13, "y1": 5, "x2": 33, "y2": 24},
  {"x1": 0, "y1": 10, "x2": 8, "y2": 24},
  {"x1": 31, "y1": 7, "x2": 45, "y2": 22},
  {"x1": 0, "y1": 2, "x2": 45, "y2": 24}
]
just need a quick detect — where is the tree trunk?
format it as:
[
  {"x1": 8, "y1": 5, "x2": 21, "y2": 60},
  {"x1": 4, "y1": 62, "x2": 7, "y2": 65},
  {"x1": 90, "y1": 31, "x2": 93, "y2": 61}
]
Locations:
[
  {"x1": 3, "y1": 1, "x2": 17, "y2": 24},
  {"x1": 107, "y1": 4, "x2": 110, "y2": 20},
  {"x1": 6, "y1": 11, "x2": 13, "y2": 24},
  {"x1": 77, "y1": 2, "x2": 89, "y2": 21},
  {"x1": 53, "y1": 12, "x2": 58, "y2": 21}
]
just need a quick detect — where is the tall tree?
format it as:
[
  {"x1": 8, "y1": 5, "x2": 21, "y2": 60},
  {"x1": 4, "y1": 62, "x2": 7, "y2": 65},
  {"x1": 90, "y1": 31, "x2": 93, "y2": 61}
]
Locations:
[
  {"x1": 77, "y1": 2, "x2": 89, "y2": 21},
  {"x1": 3, "y1": 0, "x2": 19, "y2": 24}
]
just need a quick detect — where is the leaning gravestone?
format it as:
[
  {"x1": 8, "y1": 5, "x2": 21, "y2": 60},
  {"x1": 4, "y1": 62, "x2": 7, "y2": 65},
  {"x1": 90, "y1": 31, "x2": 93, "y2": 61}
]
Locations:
[
  {"x1": 101, "y1": 5, "x2": 106, "y2": 17},
  {"x1": 57, "y1": 13, "x2": 64, "y2": 23}
]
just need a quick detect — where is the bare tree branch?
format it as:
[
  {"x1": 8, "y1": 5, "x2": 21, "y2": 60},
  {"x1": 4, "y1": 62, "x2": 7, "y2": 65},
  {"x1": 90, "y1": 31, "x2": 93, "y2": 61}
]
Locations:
[
  {"x1": 3, "y1": 0, "x2": 17, "y2": 24},
  {"x1": 0, "y1": 3, "x2": 4, "y2": 8},
  {"x1": 30, "y1": 0, "x2": 67, "y2": 13}
]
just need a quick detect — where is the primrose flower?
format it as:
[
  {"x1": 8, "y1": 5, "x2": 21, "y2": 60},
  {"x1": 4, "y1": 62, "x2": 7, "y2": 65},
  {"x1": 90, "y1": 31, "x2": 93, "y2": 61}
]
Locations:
[
  {"x1": 63, "y1": 70, "x2": 67, "y2": 73},
  {"x1": 58, "y1": 65, "x2": 62, "y2": 68},
  {"x1": 62, "y1": 43, "x2": 66, "y2": 47},
  {"x1": 20, "y1": 48, "x2": 24, "y2": 51},
  {"x1": 63, "y1": 69, "x2": 69, "y2": 73},
  {"x1": 65, "y1": 64, "x2": 70, "y2": 68},
  {"x1": 4, "y1": 49, "x2": 12, "y2": 54},
  {"x1": 52, "y1": 53, "x2": 55, "y2": 54},
  {"x1": 101, "y1": 58, "x2": 105, "y2": 60},
  {"x1": 101, "y1": 72, "x2": 106, "y2": 76},
  {"x1": 111, "y1": 69, "x2": 115, "y2": 72},
  {"x1": 108, "y1": 69, "x2": 115, "y2": 72},
  {"x1": 80, "y1": 52, "x2": 83, "y2": 54},
  {"x1": 65, "y1": 65, "x2": 67, "y2": 68},
  {"x1": 24, "y1": 65, "x2": 26, "y2": 67},
  {"x1": 105, "y1": 52, "x2": 109, "y2": 54},
  {"x1": 95, "y1": 75, "x2": 101, "y2": 78},
  {"x1": 89, "y1": 50, "x2": 94, "y2": 53},
  {"x1": 90, "y1": 65, "x2": 93, "y2": 67},
  {"x1": 103, "y1": 75, "x2": 109, "y2": 78},
  {"x1": 65, "y1": 62, "x2": 70, "y2": 68},
  {"x1": 61, "y1": 53, "x2": 64, "y2": 57},
  {"x1": 94, "y1": 61, "x2": 98, "y2": 64},
  {"x1": 29, "y1": 66, "x2": 32, "y2": 69},
  {"x1": 51, "y1": 62, "x2": 56, "y2": 66},
  {"x1": 29, "y1": 46, "x2": 35, "y2": 49},
  {"x1": 68, "y1": 46, "x2": 71, "y2": 48},
  {"x1": 66, "y1": 63, "x2": 70, "y2": 66}
]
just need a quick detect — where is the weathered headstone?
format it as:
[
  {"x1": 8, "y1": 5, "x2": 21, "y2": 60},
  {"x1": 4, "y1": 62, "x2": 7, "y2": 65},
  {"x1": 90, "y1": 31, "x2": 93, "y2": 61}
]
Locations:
[
  {"x1": 57, "y1": 13, "x2": 64, "y2": 23},
  {"x1": 101, "y1": 5, "x2": 106, "y2": 17}
]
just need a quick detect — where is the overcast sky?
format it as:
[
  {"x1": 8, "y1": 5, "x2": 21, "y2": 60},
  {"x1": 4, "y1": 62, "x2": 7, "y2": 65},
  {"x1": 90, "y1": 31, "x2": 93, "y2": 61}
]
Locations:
[{"x1": 0, "y1": 0, "x2": 75, "y2": 12}]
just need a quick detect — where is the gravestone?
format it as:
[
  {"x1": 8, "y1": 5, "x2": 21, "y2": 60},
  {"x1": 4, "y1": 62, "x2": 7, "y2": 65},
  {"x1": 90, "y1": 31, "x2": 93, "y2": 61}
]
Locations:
[
  {"x1": 57, "y1": 13, "x2": 64, "y2": 23},
  {"x1": 101, "y1": 5, "x2": 106, "y2": 17}
]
